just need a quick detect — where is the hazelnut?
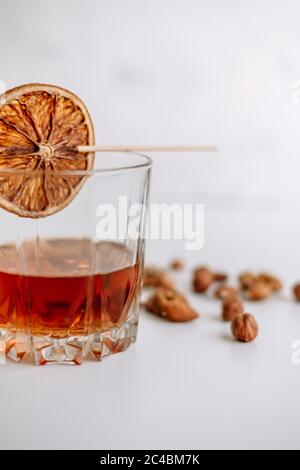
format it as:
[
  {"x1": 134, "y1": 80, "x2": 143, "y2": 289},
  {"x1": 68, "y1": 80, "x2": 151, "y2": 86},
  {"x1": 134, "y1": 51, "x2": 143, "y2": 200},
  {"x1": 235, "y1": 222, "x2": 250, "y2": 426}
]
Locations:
[
  {"x1": 213, "y1": 272, "x2": 228, "y2": 282},
  {"x1": 293, "y1": 283, "x2": 300, "y2": 301},
  {"x1": 145, "y1": 287, "x2": 199, "y2": 322},
  {"x1": 239, "y1": 271, "x2": 282, "y2": 295},
  {"x1": 257, "y1": 273, "x2": 282, "y2": 292},
  {"x1": 143, "y1": 266, "x2": 175, "y2": 289},
  {"x1": 214, "y1": 285, "x2": 239, "y2": 300},
  {"x1": 231, "y1": 313, "x2": 259, "y2": 342},
  {"x1": 193, "y1": 267, "x2": 214, "y2": 293},
  {"x1": 247, "y1": 281, "x2": 272, "y2": 301},
  {"x1": 221, "y1": 296, "x2": 244, "y2": 321},
  {"x1": 239, "y1": 272, "x2": 256, "y2": 290},
  {"x1": 170, "y1": 258, "x2": 184, "y2": 271}
]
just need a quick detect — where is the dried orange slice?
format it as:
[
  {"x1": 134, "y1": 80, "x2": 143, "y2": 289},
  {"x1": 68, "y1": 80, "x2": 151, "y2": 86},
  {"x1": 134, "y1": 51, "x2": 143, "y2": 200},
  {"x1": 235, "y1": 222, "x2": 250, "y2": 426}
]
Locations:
[{"x1": 0, "y1": 83, "x2": 95, "y2": 218}]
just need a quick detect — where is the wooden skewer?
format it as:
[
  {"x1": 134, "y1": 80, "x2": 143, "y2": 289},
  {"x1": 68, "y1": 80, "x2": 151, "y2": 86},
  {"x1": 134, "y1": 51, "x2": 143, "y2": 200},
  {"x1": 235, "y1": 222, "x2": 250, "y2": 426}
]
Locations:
[{"x1": 77, "y1": 145, "x2": 218, "y2": 153}]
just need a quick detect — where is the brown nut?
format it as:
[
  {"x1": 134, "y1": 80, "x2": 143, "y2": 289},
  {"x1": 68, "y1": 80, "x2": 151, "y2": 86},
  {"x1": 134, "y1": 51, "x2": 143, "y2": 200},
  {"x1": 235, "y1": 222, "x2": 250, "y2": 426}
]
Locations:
[
  {"x1": 143, "y1": 266, "x2": 175, "y2": 289},
  {"x1": 193, "y1": 267, "x2": 214, "y2": 293},
  {"x1": 145, "y1": 287, "x2": 199, "y2": 322},
  {"x1": 214, "y1": 285, "x2": 239, "y2": 300},
  {"x1": 247, "y1": 281, "x2": 272, "y2": 301},
  {"x1": 257, "y1": 273, "x2": 282, "y2": 292},
  {"x1": 231, "y1": 313, "x2": 259, "y2": 342},
  {"x1": 213, "y1": 272, "x2": 228, "y2": 282},
  {"x1": 170, "y1": 258, "x2": 184, "y2": 271},
  {"x1": 239, "y1": 272, "x2": 256, "y2": 290},
  {"x1": 239, "y1": 271, "x2": 282, "y2": 294},
  {"x1": 221, "y1": 296, "x2": 244, "y2": 321},
  {"x1": 293, "y1": 283, "x2": 300, "y2": 301}
]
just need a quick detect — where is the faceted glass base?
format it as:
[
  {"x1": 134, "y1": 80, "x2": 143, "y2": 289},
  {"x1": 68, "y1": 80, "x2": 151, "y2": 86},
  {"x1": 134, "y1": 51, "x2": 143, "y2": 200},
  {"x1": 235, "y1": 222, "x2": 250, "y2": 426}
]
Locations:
[{"x1": 0, "y1": 317, "x2": 138, "y2": 365}]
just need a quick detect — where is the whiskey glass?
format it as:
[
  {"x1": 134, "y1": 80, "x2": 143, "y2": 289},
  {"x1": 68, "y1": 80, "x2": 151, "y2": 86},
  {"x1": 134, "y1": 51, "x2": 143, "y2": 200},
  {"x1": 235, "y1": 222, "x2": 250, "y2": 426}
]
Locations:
[{"x1": 0, "y1": 152, "x2": 152, "y2": 365}]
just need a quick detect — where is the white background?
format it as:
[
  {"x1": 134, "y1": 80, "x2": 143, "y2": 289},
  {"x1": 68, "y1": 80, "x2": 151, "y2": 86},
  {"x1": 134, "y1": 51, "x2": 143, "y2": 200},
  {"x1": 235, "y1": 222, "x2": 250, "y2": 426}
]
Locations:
[
  {"x1": 0, "y1": 0, "x2": 300, "y2": 450},
  {"x1": 2, "y1": 0, "x2": 300, "y2": 212}
]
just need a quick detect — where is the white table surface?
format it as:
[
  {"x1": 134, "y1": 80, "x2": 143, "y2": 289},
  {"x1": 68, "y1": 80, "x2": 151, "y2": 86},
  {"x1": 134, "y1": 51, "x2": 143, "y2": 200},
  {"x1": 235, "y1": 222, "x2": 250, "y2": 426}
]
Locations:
[{"x1": 0, "y1": 212, "x2": 300, "y2": 450}]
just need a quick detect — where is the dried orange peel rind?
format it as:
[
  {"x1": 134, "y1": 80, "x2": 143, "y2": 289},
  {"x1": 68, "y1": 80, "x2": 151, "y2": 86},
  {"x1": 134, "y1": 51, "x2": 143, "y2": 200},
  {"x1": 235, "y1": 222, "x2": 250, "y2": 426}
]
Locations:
[{"x1": 0, "y1": 83, "x2": 95, "y2": 218}]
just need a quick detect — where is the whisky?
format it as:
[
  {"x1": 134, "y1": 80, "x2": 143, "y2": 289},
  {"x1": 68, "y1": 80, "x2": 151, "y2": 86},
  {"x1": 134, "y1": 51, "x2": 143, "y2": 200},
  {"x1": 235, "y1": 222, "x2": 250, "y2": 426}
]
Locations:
[{"x1": 0, "y1": 238, "x2": 141, "y2": 363}]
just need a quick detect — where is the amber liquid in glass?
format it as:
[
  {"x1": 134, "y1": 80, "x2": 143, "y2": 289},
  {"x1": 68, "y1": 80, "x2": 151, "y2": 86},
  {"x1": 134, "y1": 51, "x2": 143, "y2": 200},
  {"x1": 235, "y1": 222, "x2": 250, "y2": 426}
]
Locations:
[{"x1": 0, "y1": 238, "x2": 139, "y2": 338}]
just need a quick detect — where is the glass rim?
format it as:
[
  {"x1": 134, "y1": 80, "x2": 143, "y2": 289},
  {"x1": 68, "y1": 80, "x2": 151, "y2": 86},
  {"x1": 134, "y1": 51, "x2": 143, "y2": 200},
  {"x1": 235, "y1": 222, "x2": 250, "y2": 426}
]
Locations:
[{"x1": 0, "y1": 152, "x2": 153, "y2": 177}]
